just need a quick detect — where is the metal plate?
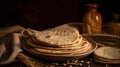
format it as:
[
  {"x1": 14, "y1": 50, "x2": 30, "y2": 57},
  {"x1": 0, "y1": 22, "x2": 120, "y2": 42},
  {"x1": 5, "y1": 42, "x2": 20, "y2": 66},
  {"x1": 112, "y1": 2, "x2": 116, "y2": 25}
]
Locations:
[{"x1": 21, "y1": 36, "x2": 97, "y2": 61}]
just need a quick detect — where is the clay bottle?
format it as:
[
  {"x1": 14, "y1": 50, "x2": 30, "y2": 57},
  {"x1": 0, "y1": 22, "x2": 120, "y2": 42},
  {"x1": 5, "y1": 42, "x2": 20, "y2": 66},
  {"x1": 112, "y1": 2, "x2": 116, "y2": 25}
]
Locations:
[{"x1": 108, "y1": 14, "x2": 120, "y2": 35}]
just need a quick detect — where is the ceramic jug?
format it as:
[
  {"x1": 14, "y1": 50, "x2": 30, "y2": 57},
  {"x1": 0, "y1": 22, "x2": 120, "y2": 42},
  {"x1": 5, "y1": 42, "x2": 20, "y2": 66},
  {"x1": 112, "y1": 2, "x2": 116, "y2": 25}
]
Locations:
[{"x1": 82, "y1": 4, "x2": 102, "y2": 34}]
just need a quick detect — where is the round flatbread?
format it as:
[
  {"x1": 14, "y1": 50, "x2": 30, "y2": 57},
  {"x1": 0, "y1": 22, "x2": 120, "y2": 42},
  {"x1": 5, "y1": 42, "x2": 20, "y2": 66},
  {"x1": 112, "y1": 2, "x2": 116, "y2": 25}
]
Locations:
[
  {"x1": 94, "y1": 47, "x2": 120, "y2": 60},
  {"x1": 32, "y1": 25, "x2": 81, "y2": 47}
]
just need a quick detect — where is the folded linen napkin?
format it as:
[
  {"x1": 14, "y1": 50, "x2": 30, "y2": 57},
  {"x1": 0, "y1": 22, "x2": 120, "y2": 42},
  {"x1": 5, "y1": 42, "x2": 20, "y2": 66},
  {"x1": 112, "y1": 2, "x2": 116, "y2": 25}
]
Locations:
[{"x1": 0, "y1": 25, "x2": 25, "y2": 65}]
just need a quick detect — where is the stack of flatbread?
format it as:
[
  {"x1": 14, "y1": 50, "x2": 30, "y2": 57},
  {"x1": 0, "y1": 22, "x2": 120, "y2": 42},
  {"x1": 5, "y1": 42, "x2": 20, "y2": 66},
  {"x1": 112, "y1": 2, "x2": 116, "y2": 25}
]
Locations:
[
  {"x1": 94, "y1": 46, "x2": 120, "y2": 64},
  {"x1": 22, "y1": 24, "x2": 96, "y2": 61}
]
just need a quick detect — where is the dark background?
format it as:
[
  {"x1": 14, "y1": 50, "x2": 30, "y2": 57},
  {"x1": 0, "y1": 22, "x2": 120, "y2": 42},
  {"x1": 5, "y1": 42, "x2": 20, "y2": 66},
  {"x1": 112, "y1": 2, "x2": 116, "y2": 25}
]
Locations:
[{"x1": 0, "y1": 0, "x2": 120, "y2": 30}]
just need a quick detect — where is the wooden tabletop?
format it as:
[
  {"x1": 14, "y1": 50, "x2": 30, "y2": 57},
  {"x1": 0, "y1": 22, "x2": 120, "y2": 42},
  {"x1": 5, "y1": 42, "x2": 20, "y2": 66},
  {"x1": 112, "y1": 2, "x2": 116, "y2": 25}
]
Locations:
[{"x1": 0, "y1": 53, "x2": 120, "y2": 67}]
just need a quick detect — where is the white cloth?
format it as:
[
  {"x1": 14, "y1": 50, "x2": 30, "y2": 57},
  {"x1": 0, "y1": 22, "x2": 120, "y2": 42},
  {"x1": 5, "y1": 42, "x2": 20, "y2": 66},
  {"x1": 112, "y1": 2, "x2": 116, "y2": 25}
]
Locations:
[{"x1": 0, "y1": 25, "x2": 24, "y2": 65}]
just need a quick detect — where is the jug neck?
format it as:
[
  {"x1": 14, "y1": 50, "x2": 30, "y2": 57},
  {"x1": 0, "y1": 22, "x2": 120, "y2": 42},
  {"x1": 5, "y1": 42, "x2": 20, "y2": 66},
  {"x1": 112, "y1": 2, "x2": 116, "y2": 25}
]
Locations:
[{"x1": 86, "y1": 4, "x2": 98, "y2": 12}]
